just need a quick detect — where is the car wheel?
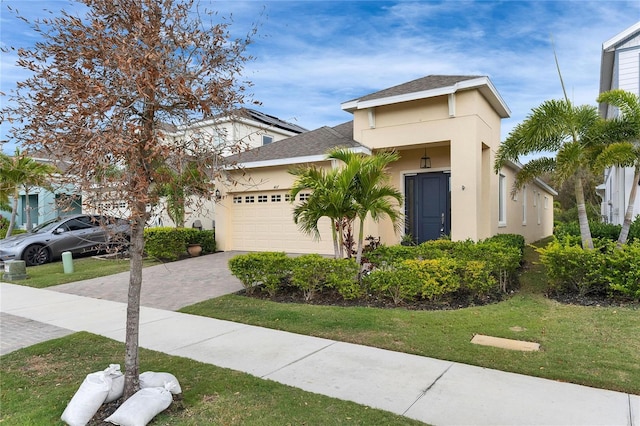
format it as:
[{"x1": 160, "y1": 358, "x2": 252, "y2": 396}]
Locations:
[{"x1": 23, "y1": 244, "x2": 51, "y2": 266}]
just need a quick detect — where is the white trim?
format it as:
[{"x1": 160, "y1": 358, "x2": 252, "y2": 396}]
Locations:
[
  {"x1": 227, "y1": 146, "x2": 372, "y2": 170},
  {"x1": 498, "y1": 173, "x2": 507, "y2": 227},
  {"x1": 368, "y1": 109, "x2": 376, "y2": 128},
  {"x1": 341, "y1": 76, "x2": 511, "y2": 118},
  {"x1": 448, "y1": 93, "x2": 456, "y2": 117},
  {"x1": 603, "y1": 21, "x2": 640, "y2": 51}
]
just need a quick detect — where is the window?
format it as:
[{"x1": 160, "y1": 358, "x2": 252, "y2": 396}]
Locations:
[
  {"x1": 537, "y1": 192, "x2": 541, "y2": 225},
  {"x1": 285, "y1": 194, "x2": 292, "y2": 202},
  {"x1": 245, "y1": 196, "x2": 255, "y2": 203},
  {"x1": 498, "y1": 174, "x2": 506, "y2": 227},
  {"x1": 262, "y1": 135, "x2": 273, "y2": 145},
  {"x1": 271, "y1": 195, "x2": 281, "y2": 202},
  {"x1": 522, "y1": 185, "x2": 527, "y2": 225},
  {"x1": 299, "y1": 193, "x2": 310, "y2": 201},
  {"x1": 233, "y1": 196, "x2": 242, "y2": 204},
  {"x1": 258, "y1": 195, "x2": 268, "y2": 203}
]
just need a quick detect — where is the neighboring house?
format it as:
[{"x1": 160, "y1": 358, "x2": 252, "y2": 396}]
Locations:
[
  {"x1": 598, "y1": 21, "x2": 640, "y2": 224},
  {"x1": 215, "y1": 75, "x2": 556, "y2": 255},
  {"x1": 0, "y1": 155, "x2": 81, "y2": 228},
  {"x1": 150, "y1": 108, "x2": 307, "y2": 228}
]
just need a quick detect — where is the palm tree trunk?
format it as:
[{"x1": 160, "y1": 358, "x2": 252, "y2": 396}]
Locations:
[
  {"x1": 617, "y1": 164, "x2": 640, "y2": 247},
  {"x1": 24, "y1": 188, "x2": 32, "y2": 231},
  {"x1": 330, "y1": 218, "x2": 340, "y2": 259},
  {"x1": 574, "y1": 175, "x2": 594, "y2": 250},
  {"x1": 356, "y1": 215, "x2": 365, "y2": 266},
  {"x1": 6, "y1": 190, "x2": 19, "y2": 237}
]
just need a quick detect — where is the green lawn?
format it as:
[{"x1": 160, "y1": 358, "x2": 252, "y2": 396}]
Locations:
[
  {"x1": 2, "y1": 241, "x2": 638, "y2": 424},
  {"x1": 0, "y1": 333, "x2": 422, "y2": 425},
  {"x1": 1, "y1": 256, "x2": 160, "y2": 288},
  {"x1": 180, "y1": 243, "x2": 640, "y2": 395}
]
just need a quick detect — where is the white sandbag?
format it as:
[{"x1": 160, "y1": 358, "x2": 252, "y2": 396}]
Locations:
[
  {"x1": 105, "y1": 385, "x2": 173, "y2": 426},
  {"x1": 60, "y1": 371, "x2": 112, "y2": 426},
  {"x1": 139, "y1": 371, "x2": 182, "y2": 394},
  {"x1": 104, "y1": 364, "x2": 124, "y2": 403}
]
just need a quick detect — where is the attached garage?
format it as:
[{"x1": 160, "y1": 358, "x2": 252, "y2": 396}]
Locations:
[
  {"x1": 226, "y1": 189, "x2": 335, "y2": 254},
  {"x1": 215, "y1": 123, "x2": 366, "y2": 255}
]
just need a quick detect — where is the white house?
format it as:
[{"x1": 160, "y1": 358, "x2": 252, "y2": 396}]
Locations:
[{"x1": 598, "y1": 21, "x2": 640, "y2": 224}]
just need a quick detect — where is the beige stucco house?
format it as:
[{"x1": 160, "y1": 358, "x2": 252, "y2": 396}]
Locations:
[{"x1": 214, "y1": 75, "x2": 556, "y2": 254}]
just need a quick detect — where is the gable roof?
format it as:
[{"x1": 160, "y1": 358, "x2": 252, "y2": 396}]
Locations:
[
  {"x1": 225, "y1": 121, "x2": 368, "y2": 169},
  {"x1": 599, "y1": 22, "x2": 640, "y2": 116},
  {"x1": 341, "y1": 75, "x2": 510, "y2": 118}
]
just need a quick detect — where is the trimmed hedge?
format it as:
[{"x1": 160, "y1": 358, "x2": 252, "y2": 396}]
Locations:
[
  {"x1": 229, "y1": 235, "x2": 524, "y2": 306},
  {"x1": 554, "y1": 217, "x2": 640, "y2": 243},
  {"x1": 537, "y1": 237, "x2": 640, "y2": 300},
  {"x1": 144, "y1": 227, "x2": 215, "y2": 261}
]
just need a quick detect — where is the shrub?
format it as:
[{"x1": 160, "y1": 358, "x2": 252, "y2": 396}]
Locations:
[
  {"x1": 537, "y1": 238, "x2": 610, "y2": 297},
  {"x1": 325, "y1": 258, "x2": 361, "y2": 300},
  {"x1": 405, "y1": 258, "x2": 460, "y2": 301},
  {"x1": 144, "y1": 227, "x2": 215, "y2": 260},
  {"x1": 229, "y1": 252, "x2": 291, "y2": 297},
  {"x1": 553, "y1": 219, "x2": 640, "y2": 243},
  {"x1": 366, "y1": 245, "x2": 417, "y2": 267},
  {"x1": 290, "y1": 254, "x2": 330, "y2": 301},
  {"x1": 144, "y1": 227, "x2": 186, "y2": 261},
  {"x1": 460, "y1": 260, "x2": 498, "y2": 295},
  {"x1": 183, "y1": 228, "x2": 216, "y2": 253},
  {"x1": 606, "y1": 241, "x2": 640, "y2": 300},
  {"x1": 485, "y1": 233, "x2": 525, "y2": 256},
  {"x1": 228, "y1": 252, "x2": 290, "y2": 296},
  {"x1": 364, "y1": 262, "x2": 422, "y2": 305}
]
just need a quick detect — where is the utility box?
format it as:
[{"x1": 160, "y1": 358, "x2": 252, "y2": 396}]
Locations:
[{"x1": 3, "y1": 260, "x2": 28, "y2": 280}]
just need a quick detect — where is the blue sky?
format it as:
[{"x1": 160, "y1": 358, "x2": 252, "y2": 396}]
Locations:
[{"x1": 1, "y1": 1, "x2": 639, "y2": 155}]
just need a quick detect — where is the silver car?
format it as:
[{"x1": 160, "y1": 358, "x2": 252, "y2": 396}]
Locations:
[{"x1": 0, "y1": 214, "x2": 131, "y2": 266}]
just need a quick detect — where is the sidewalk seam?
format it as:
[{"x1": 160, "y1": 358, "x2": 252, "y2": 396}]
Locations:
[
  {"x1": 261, "y1": 341, "x2": 338, "y2": 379},
  {"x1": 402, "y1": 363, "x2": 453, "y2": 416}
]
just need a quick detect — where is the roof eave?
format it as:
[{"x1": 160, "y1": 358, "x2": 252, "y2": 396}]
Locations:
[
  {"x1": 226, "y1": 145, "x2": 372, "y2": 170},
  {"x1": 504, "y1": 159, "x2": 558, "y2": 196},
  {"x1": 341, "y1": 76, "x2": 510, "y2": 118}
]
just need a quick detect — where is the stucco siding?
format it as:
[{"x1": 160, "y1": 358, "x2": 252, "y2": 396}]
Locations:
[{"x1": 496, "y1": 166, "x2": 554, "y2": 243}]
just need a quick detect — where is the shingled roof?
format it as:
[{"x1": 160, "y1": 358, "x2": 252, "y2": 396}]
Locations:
[
  {"x1": 226, "y1": 121, "x2": 364, "y2": 166},
  {"x1": 346, "y1": 75, "x2": 483, "y2": 104},
  {"x1": 341, "y1": 74, "x2": 509, "y2": 118}
]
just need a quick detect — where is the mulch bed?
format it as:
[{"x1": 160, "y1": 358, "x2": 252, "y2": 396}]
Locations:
[{"x1": 238, "y1": 284, "x2": 509, "y2": 311}]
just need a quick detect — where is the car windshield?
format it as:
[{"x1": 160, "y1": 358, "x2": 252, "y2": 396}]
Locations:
[{"x1": 29, "y1": 217, "x2": 67, "y2": 233}]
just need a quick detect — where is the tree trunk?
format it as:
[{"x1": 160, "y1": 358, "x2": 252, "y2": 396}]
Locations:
[
  {"x1": 617, "y1": 164, "x2": 640, "y2": 248},
  {"x1": 6, "y1": 190, "x2": 19, "y2": 237},
  {"x1": 24, "y1": 187, "x2": 32, "y2": 231},
  {"x1": 356, "y1": 215, "x2": 365, "y2": 266},
  {"x1": 330, "y1": 218, "x2": 340, "y2": 259},
  {"x1": 123, "y1": 211, "x2": 145, "y2": 400},
  {"x1": 574, "y1": 175, "x2": 594, "y2": 250}
]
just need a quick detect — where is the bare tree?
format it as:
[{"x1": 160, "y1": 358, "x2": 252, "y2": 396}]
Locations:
[{"x1": 2, "y1": 0, "x2": 256, "y2": 399}]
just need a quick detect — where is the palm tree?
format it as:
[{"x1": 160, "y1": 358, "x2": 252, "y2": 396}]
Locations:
[
  {"x1": 289, "y1": 164, "x2": 356, "y2": 258},
  {"x1": 327, "y1": 148, "x2": 403, "y2": 265},
  {"x1": 594, "y1": 89, "x2": 640, "y2": 247},
  {"x1": 0, "y1": 149, "x2": 57, "y2": 236},
  {"x1": 495, "y1": 100, "x2": 600, "y2": 250}
]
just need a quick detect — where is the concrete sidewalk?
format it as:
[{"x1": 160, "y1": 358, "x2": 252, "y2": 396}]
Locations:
[{"x1": 1, "y1": 282, "x2": 638, "y2": 426}]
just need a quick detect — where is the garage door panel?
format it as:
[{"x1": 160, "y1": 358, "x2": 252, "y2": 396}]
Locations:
[{"x1": 230, "y1": 192, "x2": 333, "y2": 254}]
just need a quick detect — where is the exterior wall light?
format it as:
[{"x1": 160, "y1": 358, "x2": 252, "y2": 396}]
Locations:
[
  {"x1": 420, "y1": 148, "x2": 431, "y2": 169},
  {"x1": 215, "y1": 189, "x2": 221, "y2": 200}
]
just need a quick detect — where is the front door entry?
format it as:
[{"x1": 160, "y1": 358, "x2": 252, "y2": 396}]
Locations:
[{"x1": 405, "y1": 172, "x2": 450, "y2": 243}]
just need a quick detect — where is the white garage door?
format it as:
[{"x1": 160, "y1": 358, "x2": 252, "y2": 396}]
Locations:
[{"x1": 230, "y1": 191, "x2": 334, "y2": 254}]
